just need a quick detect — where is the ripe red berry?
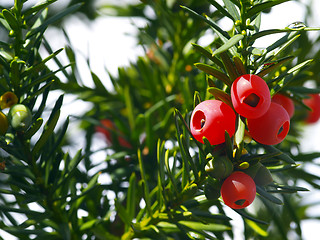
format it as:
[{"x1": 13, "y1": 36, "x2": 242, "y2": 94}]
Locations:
[
  {"x1": 96, "y1": 119, "x2": 113, "y2": 141},
  {"x1": 303, "y1": 94, "x2": 320, "y2": 124},
  {"x1": 231, "y1": 74, "x2": 271, "y2": 119},
  {"x1": 220, "y1": 171, "x2": 256, "y2": 209},
  {"x1": 272, "y1": 93, "x2": 294, "y2": 118},
  {"x1": 95, "y1": 119, "x2": 132, "y2": 148},
  {"x1": 190, "y1": 100, "x2": 236, "y2": 145},
  {"x1": 247, "y1": 102, "x2": 290, "y2": 145}
]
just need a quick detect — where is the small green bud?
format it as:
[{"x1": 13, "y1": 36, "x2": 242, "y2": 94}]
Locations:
[
  {"x1": 235, "y1": 20, "x2": 241, "y2": 26},
  {"x1": 9, "y1": 30, "x2": 15, "y2": 37},
  {"x1": 5, "y1": 133, "x2": 14, "y2": 144},
  {"x1": 280, "y1": 66, "x2": 287, "y2": 72},
  {"x1": 238, "y1": 161, "x2": 250, "y2": 169}
]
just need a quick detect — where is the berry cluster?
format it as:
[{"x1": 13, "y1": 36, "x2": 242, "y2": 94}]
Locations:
[
  {"x1": 190, "y1": 74, "x2": 293, "y2": 209},
  {"x1": 192, "y1": 73, "x2": 320, "y2": 209},
  {"x1": 232, "y1": 74, "x2": 291, "y2": 145},
  {"x1": 190, "y1": 74, "x2": 291, "y2": 146}
]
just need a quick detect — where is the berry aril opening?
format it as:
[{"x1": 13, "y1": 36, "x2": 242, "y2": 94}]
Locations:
[
  {"x1": 192, "y1": 110, "x2": 206, "y2": 130},
  {"x1": 190, "y1": 100, "x2": 236, "y2": 145},
  {"x1": 277, "y1": 121, "x2": 290, "y2": 139},
  {"x1": 243, "y1": 93, "x2": 260, "y2": 108},
  {"x1": 235, "y1": 199, "x2": 247, "y2": 207}
]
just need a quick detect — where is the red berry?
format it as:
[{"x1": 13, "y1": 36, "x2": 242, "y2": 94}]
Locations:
[
  {"x1": 96, "y1": 119, "x2": 132, "y2": 148},
  {"x1": 221, "y1": 171, "x2": 256, "y2": 209},
  {"x1": 303, "y1": 94, "x2": 320, "y2": 124},
  {"x1": 272, "y1": 93, "x2": 294, "y2": 118},
  {"x1": 231, "y1": 74, "x2": 271, "y2": 119},
  {"x1": 247, "y1": 102, "x2": 290, "y2": 145},
  {"x1": 96, "y1": 119, "x2": 113, "y2": 142},
  {"x1": 190, "y1": 100, "x2": 236, "y2": 145}
]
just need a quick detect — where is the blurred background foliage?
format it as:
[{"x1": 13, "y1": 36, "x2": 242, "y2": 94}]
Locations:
[{"x1": 0, "y1": 0, "x2": 320, "y2": 239}]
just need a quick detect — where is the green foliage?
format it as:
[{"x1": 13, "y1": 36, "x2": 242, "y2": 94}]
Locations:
[{"x1": 0, "y1": 0, "x2": 319, "y2": 239}]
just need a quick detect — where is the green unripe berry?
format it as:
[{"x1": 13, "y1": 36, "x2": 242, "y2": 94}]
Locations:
[
  {"x1": 253, "y1": 164, "x2": 273, "y2": 186},
  {"x1": 205, "y1": 156, "x2": 233, "y2": 179},
  {"x1": 243, "y1": 162, "x2": 273, "y2": 186},
  {"x1": 8, "y1": 104, "x2": 32, "y2": 131}
]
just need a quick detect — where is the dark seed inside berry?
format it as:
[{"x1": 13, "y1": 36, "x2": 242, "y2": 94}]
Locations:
[
  {"x1": 235, "y1": 199, "x2": 247, "y2": 206},
  {"x1": 201, "y1": 119, "x2": 205, "y2": 128},
  {"x1": 243, "y1": 93, "x2": 260, "y2": 108}
]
